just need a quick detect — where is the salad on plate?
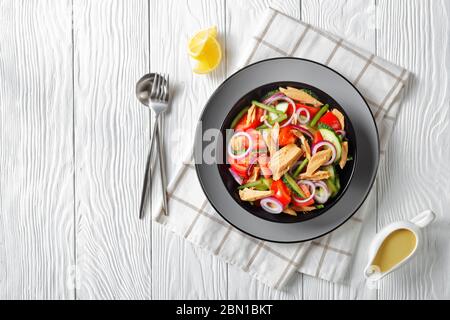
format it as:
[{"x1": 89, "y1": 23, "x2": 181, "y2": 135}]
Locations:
[{"x1": 227, "y1": 86, "x2": 350, "y2": 216}]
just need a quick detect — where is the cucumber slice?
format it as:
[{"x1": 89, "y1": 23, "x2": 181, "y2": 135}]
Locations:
[
  {"x1": 335, "y1": 174, "x2": 341, "y2": 190},
  {"x1": 282, "y1": 173, "x2": 305, "y2": 198},
  {"x1": 269, "y1": 112, "x2": 278, "y2": 121},
  {"x1": 326, "y1": 173, "x2": 341, "y2": 198},
  {"x1": 316, "y1": 186, "x2": 327, "y2": 199},
  {"x1": 319, "y1": 128, "x2": 342, "y2": 161},
  {"x1": 260, "y1": 178, "x2": 272, "y2": 190},
  {"x1": 269, "y1": 102, "x2": 289, "y2": 120},
  {"x1": 317, "y1": 122, "x2": 333, "y2": 131},
  {"x1": 326, "y1": 178, "x2": 338, "y2": 198},
  {"x1": 323, "y1": 165, "x2": 336, "y2": 182}
]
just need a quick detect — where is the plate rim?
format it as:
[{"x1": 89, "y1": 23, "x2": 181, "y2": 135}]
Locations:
[{"x1": 194, "y1": 57, "x2": 380, "y2": 243}]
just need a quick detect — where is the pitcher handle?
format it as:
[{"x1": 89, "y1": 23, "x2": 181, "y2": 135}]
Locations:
[{"x1": 410, "y1": 210, "x2": 436, "y2": 228}]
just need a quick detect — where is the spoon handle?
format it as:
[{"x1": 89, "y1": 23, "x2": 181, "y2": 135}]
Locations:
[
  {"x1": 155, "y1": 121, "x2": 168, "y2": 216},
  {"x1": 139, "y1": 114, "x2": 159, "y2": 219}
]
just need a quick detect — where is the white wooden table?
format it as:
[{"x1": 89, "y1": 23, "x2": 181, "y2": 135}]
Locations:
[{"x1": 0, "y1": 0, "x2": 449, "y2": 300}]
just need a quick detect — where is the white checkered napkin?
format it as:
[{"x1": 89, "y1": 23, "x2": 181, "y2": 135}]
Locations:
[
  {"x1": 154, "y1": 8, "x2": 410, "y2": 289},
  {"x1": 242, "y1": 8, "x2": 409, "y2": 155},
  {"x1": 155, "y1": 160, "x2": 313, "y2": 289}
]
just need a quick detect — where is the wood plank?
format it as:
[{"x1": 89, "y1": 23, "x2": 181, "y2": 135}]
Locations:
[
  {"x1": 0, "y1": 0, "x2": 74, "y2": 299},
  {"x1": 376, "y1": 0, "x2": 450, "y2": 300},
  {"x1": 149, "y1": 0, "x2": 228, "y2": 299},
  {"x1": 225, "y1": 0, "x2": 303, "y2": 299},
  {"x1": 73, "y1": 0, "x2": 152, "y2": 299},
  {"x1": 301, "y1": 0, "x2": 377, "y2": 300}
]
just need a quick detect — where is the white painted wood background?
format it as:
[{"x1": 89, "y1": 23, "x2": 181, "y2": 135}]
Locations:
[{"x1": 0, "y1": 0, "x2": 449, "y2": 299}]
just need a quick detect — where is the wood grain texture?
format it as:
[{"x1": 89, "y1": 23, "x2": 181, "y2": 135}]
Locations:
[
  {"x1": 0, "y1": 0, "x2": 74, "y2": 299},
  {"x1": 149, "y1": 0, "x2": 228, "y2": 299},
  {"x1": 376, "y1": 0, "x2": 450, "y2": 300},
  {"x1": 301, "y1": 0, "x2": 377, "y2": 300},
  {"x1": 1, "y1": 0, "x2": 449, "y2": 300},
  {"x1": 225, "y1": 0, "x2": 303, "y2": 299},
  {"x1": 73, "y1": 0, "x2": 152, "y2": 299}
]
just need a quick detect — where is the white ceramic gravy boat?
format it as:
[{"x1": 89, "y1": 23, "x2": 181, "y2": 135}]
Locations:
[{"x1": 364, "y1": 210, "x2": 435, "y2": 281}]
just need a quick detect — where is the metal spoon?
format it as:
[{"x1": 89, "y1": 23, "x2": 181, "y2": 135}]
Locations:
[{"x1": 136, "y1": 73, "x2": 169, "y2": 218}]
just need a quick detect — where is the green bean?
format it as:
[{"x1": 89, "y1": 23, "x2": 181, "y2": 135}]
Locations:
[
  {"x1": 252, "y1": 101, "x2": 284, "y2": 115},
  {"x1": 238, "y1": 180, "x2": 262, "y2": 190},
  {"x1": 293, "y1": 158, "x2": 309, "y2": 179},
  {"x1": 310, "y1": 104, "x2": 329, "y2": 127}
]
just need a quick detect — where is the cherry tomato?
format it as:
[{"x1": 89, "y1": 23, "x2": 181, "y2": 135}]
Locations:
[
  {"x1": 318, "y1": 111, "x2": 342, "y2": 131},
  {"x1": 235, "y1": 107, "x2": 264, "y2": 131},
  {"x1": 271, "y1": 180, "x2": 291, "y2": 208},
  {"x1": 278, "y1": 126, "x2": 297, "y2": 147}
]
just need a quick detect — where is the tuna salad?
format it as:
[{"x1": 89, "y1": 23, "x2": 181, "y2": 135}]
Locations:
[{"x1": 227, "y1": 86, "x2": 350, "y2": 216}]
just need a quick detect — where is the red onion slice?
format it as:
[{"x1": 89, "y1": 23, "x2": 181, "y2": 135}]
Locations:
[
  {"x1": 296, "y1": 107, "x2": 311, "y2": 125},
  {"x1": 260, "y1": 197, "x2": 283, "y2": 214},
  {"x1": 312, "y1": 140, "x2": 336, "y2": 165},
  {"x1": 263, "y1": 92, "x2": 285, "y2": 105},
  {"x1": 336, "y1": 130, "x2": 346, "y2": 138},
  {"x1": 229, "y1": 168, "x2": 244, "y2": 185},
  {"x1": 279, "y1": 96, "x2": 297, "y2": 128},
  {"x1": 246, "y1": 156, "x2": 258, "y2": 177},
  {"x1": 227, "y1": 131, "x2": 253, "y2": 160},
  {"x1": 290, "y1": 124, "x2": 314, "y2": 141},
  {"x1": 314, "y1": 181, "x2": 330, "y2": 204},
  {"x1": 292, "y1": 180, "x2": 316, "y2": 205},
  {"x1": 263, "y1": 110, "x2": 272, "y2": 128}
]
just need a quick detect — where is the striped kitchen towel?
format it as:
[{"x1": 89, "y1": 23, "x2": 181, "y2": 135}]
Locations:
[{"x1": 153, "y1": 7, "x2": 409, "y2": 289}]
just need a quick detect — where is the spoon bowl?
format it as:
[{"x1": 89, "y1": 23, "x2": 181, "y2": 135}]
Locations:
[{"x1": 136, "y1": 73, "x2": 169, "y2": 107}]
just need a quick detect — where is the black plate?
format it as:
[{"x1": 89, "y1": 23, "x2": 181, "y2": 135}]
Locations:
[
  {"x1": 194, "y1": 57, "x2": 379, "y2": 243},
  {"x1": 218, "y1": 81, "x2": 356, "y2": 223}
]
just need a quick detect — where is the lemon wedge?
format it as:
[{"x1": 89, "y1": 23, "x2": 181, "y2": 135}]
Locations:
[
  {"x1": 188, "y1": 26, "x2": 218, "y2": 58},
  {"x1": 188, "y1": 26, "x2": 222, "y2": 74},
  {"x1": 191, "y1": 36, "x2": 222, "y2": 74}
]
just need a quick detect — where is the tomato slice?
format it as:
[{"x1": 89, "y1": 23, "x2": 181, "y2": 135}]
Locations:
[
  {"x1": 228, "y1": 156, "x2": 249, "y2": 177},
  {"x1": 313, "y1": 130, "x2": 323, "y2": 145},
  {"x1": 270, "y1": 180, "x2": 291, "y2": 208},
  {"x1": 293, "y1": 183, "x2": 315, "y2": 207},
  {"x1": 318, "y1": 111, "x2": 342, "y2": 131},
  {"x1": 278, "y1": 126, "x2": 297, "y2": 147},
  {"x1": 235, "y1": 107, "x2": 264, "y2": 131},
  {"x1": 299, "y1": 184, "x2": 315, "y2": 207},
  {"x1": 296, "y1": 103, "x2": 320, "y2": 118}
]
